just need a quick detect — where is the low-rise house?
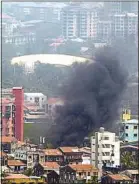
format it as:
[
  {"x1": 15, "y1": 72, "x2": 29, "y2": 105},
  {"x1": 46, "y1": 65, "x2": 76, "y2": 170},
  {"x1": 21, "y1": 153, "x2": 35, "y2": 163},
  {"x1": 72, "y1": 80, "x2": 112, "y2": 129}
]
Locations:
[
  {"x1": 101, "y1": 174, "x2": 133, "y2": 184},
  {"x1": 0, "y1": 151, "x2": 8, "y2": 166},
  {"x1": 44, "y1": 149, "x2": 63, "y2": 164},
  {"x1": 2, "y1": 174, "x2": 45, "y2": 184},
  {"x1": 79, "y1": 147, "x2": 91, "y2": 164},
  {"x1": 58, "y1": 147, "x2": 83, "y2": 165},
  {"x1": 11, "y1": 141, "x2": 38, "y2": 161},
  {"x1": 27, "y1": 150, "x2": 45, "y2": 169},
  {"x1": 7, "y1": 160, "x2": 26, "y2": 173},
  {"x1": 42, "y1": 162, "x2": 60, "y2": 175},
  {"x1": 121, "y1": 170, "x2": 139, "y2": 183},
  {"x1": 2, "y1": 136, "x2": 17, "y2": 153},
  {"x1": 60, "y1": 164, "x2": 98, "y2": 183}
]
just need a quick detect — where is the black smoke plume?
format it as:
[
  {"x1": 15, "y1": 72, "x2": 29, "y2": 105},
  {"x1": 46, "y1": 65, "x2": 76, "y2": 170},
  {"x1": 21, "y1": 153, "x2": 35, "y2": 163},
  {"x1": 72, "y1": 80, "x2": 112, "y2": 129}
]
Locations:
[{"x1": 49, "y1": 46, "x2": 127, "y2": 146}]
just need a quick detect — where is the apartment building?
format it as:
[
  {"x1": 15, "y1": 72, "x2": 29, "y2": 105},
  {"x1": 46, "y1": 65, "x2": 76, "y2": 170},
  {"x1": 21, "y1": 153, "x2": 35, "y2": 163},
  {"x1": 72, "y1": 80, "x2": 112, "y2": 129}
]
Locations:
[
  {"x1": 104, "y1": 2, "x2": 138, "y2": 15},
  {"x1": 97, "y1": 21, "x2": 111, "y2": 42},
  {"x1": 120, "y1": 119, "x2": 138, "y2": 142},
  {"x1": 61, "y1": 4, "x2": 99, "y2": 39},
  {"x1": 111, "y1": 13, "x2": 138, "y2": 39},
  {"x1": 91, "y1": 127, "x2": 120, "y2": 177},
  {"x1": 11, "y1": 3, "x2": 62, "y2": 22},
  {"x1": 2, "y1": 87, "x2": 24, "y2": 141}
]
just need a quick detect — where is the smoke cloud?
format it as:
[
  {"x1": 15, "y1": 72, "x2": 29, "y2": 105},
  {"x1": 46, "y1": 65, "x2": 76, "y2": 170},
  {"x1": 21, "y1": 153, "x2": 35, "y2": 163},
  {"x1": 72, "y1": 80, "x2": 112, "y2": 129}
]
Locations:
[{"x1": 49, "y1": 46, "x2": 127, "y2": 146}]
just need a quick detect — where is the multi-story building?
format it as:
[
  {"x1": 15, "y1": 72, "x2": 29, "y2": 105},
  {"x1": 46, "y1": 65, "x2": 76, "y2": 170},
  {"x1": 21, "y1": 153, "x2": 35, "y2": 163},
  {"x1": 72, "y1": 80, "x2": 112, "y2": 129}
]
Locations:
[
  {"x1": 1, "y1": 98, "x2": 16, "y2": 137},
  {"x1": 24, "y1": 93, "x2": 47, "y2": 110},
  {"x1": 58, "y1": 147, "x2": 83, "y2": 165},
  {"x1": 104, "y1": 2, "x2": 138, "y2": 15},
  {"x1": 44, "y1": 149, "x2": 64, "y2": 165},
  {"x1": 111, "y1": 13, "x2": 138, "y2": 40},
  {"x1": 60, "y1": 164, "x2": 98, "y2": 183},
  {"x1": 11, "y1": 3, "x2": 62, "y2": 22},
  {"x1": 120, "y1": 119, "x2": 138, "y2": 142},
  {"x1": 61, "y1": 4, "x2": 99, "y2": 40},
  {"x1": 2, "y1": 87, "x2": 24, "y2": 141},
  {"x1": 91, "y1": 127, "x2": 120, "y2": 177},
  {"x1": 97, "y1": 20, "x2": 111, "y2": 42}
]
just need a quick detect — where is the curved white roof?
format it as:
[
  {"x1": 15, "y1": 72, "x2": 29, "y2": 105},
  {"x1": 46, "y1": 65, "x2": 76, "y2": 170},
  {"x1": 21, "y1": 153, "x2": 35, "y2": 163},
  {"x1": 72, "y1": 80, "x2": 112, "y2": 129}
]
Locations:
[{"x1": 11, "y1": 54, "x2": 87, "y2": 67}]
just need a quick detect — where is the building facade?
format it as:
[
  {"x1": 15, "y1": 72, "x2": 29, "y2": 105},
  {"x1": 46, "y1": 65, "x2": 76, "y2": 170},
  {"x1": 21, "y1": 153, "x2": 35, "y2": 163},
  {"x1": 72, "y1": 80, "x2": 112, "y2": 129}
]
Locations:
[
  {"x1": 2, "y1": 87, "x2": 24, "y2": 141},
  {"x1": 120, "y1": 119, "x2": 138, "y2": 142},
  {"x1": 61, "y1": 4, "x2": 99, "y2": 40},
  {"x1": 91, "y1": 127, "x2": 120, "y2": 177},
  {"x1": 24, "y1": 93, "x2": 47, "y2": 110}
]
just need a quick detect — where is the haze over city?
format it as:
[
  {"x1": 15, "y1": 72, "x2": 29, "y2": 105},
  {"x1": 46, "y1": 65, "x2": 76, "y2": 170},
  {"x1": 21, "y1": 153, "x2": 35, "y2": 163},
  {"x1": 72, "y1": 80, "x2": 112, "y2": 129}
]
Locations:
[{"x1": 1, "y1": 2, "x2": 138, "y2": 184}]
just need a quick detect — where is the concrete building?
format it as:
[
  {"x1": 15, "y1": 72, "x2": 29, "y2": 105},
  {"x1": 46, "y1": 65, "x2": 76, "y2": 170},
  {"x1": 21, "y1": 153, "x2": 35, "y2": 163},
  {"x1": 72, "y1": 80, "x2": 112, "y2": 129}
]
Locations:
[
  {"x1": 24, "y1": 93, "x2": 47, "y2": 110},
  {"x1": 120, "y1": 119, "x2": 138, "y2": 142},
  {"x1": 104, "y1": 2, "x2": 138, "y2": 15},
  {"x1": 91, "y1": 127, "x2": 120, "y2": 177},
  {"x1": 1, "y1": 98, "x2": 16, "y2": 137},
  {"x1": 97, "y1": 21, "x2": 111, "y2": 42},
  {"x1": 111, "y1": 13, "x2": 138, "y2": 39},
  {"x1": 2, "y1": 87, "x2": 24, "y2": 141},
  {"x1": 61, "y1": 4, "x2": 99, "y2": 39}
]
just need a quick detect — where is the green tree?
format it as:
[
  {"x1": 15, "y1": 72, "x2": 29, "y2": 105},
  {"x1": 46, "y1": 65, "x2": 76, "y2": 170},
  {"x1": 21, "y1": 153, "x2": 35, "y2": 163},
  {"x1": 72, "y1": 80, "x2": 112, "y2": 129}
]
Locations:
[{"x1": 23, "y1": 168, "x2": 33, "y2": 176}]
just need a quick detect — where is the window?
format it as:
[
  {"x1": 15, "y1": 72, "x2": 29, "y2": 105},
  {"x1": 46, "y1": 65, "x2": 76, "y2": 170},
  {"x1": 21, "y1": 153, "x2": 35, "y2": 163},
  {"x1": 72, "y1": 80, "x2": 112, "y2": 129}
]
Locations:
[
  {"x1": 134, "y1": 126, "x2": 137, "y2": 129},
  {"x1": 126, "y1": 126, "x2": 128, "y2": 129},
  {"x1": 104, "y1": 137, "x2": 109, "y2": 140},
  {"x1": 88, "y1": 172, "x2": 90, "y2": 176},
  {"x1": 134, "y1": 134, "x2": 137, "y2": 137},
  {"x1": 126, "y1": 133, "x2": 128, "y2": 137}
]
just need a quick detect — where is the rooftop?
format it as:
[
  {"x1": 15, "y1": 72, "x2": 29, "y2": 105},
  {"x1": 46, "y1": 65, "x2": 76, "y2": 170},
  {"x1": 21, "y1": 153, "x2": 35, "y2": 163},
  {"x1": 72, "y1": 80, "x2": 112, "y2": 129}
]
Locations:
[
  {"x1": 8, "y1": 160, "x2": 26, "y2": 166},
  {"x1": 122, "y1": 119, "x2": 138, "y2": 124},
  {"x1": 42, "y1": 162, "x2": 60, "y2": 169},
  {"x1": 11, "y1": 54, "x2": 87, "y2": 68},
  {"x1": 59, "y1": 147, "x2": 79, "y2": 153},
  {"x1": 69, "y1": 164, "x2": 98, "y2": 172},
  {"x1": 0, "y1": 151, "x2": 7, "y2": 157},
  {"x1": 108, "y1": 174, "x2": 132, "y2": 181},
  {"x1": 44, "y1": 149, "x2": 62, "y2": 156},
  {"x1": 5, "y1": 174, "x2": 29, "y2": 179},
  {"x1": 2, "y1": 136, "x2": 17, "y2": 143},
  {"x1": 24, "y1": 93, "x2": 46, "y2": 97}
]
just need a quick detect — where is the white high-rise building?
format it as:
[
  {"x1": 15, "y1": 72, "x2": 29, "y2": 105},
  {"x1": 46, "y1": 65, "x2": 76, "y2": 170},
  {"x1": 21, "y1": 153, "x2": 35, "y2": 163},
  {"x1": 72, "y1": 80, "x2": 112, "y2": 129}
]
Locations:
[{"x1": 91, "y1": 127, "x2": 120, "y2": 177}]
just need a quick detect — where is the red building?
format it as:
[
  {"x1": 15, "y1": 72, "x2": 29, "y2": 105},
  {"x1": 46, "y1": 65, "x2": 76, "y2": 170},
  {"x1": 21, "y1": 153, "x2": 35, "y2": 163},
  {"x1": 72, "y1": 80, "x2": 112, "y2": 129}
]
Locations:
[{"x1": 2, "y1": 87, "x2": 24, "y2": 141}]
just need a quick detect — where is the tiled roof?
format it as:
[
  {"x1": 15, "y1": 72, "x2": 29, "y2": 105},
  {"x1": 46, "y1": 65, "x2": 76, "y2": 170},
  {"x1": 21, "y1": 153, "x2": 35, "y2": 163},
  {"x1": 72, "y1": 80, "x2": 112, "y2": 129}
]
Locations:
[
  {"x1": 108, "y1": 174, "x2": 132, "y2": 181},
  {"x1": 59, "y1": 147, "x2": 79, "y2": 153},
  {"x1": 69, "y1": 164, "x2": 98, "y2": 172},
  {"x1": 7, "y1": 160, "x2": 26, "y2": 166},
  {"x1": 0, "y1": 151, "x2": 7, "y2": 157},
  {"x1": 5, "y1": 174, "x2": 29, "y2": 179},
  {"x1": 2, "y1": 136, "x2": 17, "y2": 143},
  {"x1": 44, "y1": 149, "x2": 62, "y2": 156},
  {"x1": 42, "y1": 162, "x2": 60, "y2": 169}
]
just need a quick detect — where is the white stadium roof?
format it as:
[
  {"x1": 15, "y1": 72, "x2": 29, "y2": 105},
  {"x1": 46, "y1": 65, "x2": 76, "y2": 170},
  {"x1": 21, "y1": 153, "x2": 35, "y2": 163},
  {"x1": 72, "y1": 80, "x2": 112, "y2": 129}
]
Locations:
[{"x1": 11, "y1": 54, "x2": 87, "y2": 67}]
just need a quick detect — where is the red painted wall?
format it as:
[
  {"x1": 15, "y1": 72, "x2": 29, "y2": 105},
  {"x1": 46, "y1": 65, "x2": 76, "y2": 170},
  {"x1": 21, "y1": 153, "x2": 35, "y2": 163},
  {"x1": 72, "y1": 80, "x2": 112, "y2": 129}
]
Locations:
[{"x1": 12, "y1": 87, "x2": 24, "y2": 141}]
